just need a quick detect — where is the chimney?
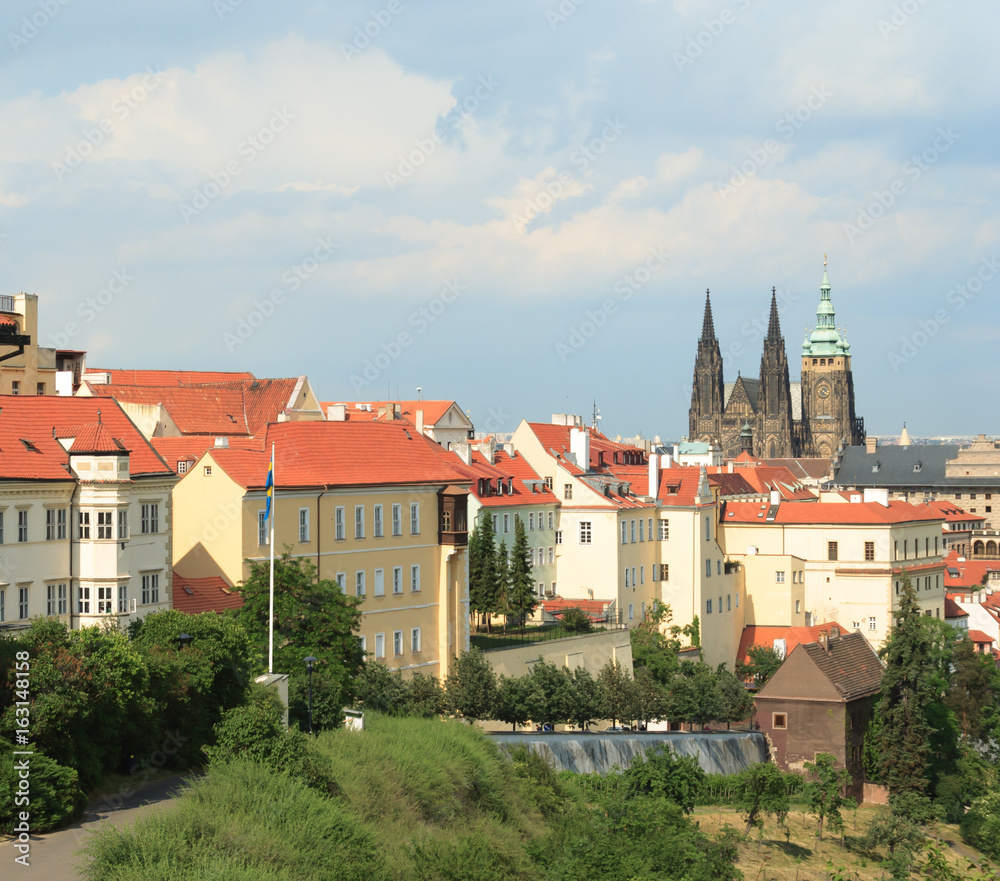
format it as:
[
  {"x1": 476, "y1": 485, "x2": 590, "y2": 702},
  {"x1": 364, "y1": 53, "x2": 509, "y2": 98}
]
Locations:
[
  {"x1": 415, "y1": 409, "x2": 425, "y2": 434},
  {"x1": 728, "y1": 461, "x2": 734, "y2": 474},
  {"x1": 769, "y1": 489, "x2": 781, "y2": 506},
  {"x1": 327, "y1": 403, "x2": 347, "y2": 422},
  {"x1": 453, "y1": 442, "x2": 472, "y2": 466},
  {"x1": 483, "y1": 438, "x2": 496, "y2": 465},
  {"x1": 648, "y1": 453, "x2": 659, "y2": 498},
  {"x1": 866, "y1": 436, "x2": 878, "y2": 455},
  {"x1": 377, "y1": 406, "x2": 387, "y2": 419},
  {"x1": 214, "y1": 437, "x2": 229, "y2": 448},
  {"x1": 570, "y1": 427, "x2": 591, "y2": 471},
  {"x1": 503, "y1": 442, "x2": 515, "y2": 458},
  {"x1": 863, "y1": 487, "x2": 889, "y2": 507},
  {"x1": 662, "y1": 452, "x2": 673, "y2": 469},
  {"x1": 818, "y1": 631, "x2": 829, "y2": 652},
  {"x1": 829, "y1": 625, "x2": 840, "y2": 640}
]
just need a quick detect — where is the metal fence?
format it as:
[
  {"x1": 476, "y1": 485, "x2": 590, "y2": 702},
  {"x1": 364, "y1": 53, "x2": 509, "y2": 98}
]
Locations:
[{"x1": 470, "y1": 621, "x2": 628, "y2": 652}]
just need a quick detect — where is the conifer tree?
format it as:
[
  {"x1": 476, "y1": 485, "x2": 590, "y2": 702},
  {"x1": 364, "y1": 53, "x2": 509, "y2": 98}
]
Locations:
[
  {"x1": 508, "y1": 514, "x2": 539, "y2": 631},
  {"x1": 496, "y1": 539, "x2": 510, "y2": 629},
  {"x1": 468, "y1": 508, "x2": 498, "y2": 632}
]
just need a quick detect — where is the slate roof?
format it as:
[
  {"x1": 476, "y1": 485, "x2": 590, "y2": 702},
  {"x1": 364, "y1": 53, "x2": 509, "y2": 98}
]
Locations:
[
  {"x1": 834, "y1": 443, "x2": 1000, "y2": 489},
  {"x1": 760, "y1": 457, "x2": 831, "y2": 482},
  {"x1": 737, "y1": 622, "x2": 850, "y2": 666},
  {"x1": 800, "y1": 632, "x2": 883, "y2": 700},
  {"x1": 724, "y1": 377, "x2": 760, "y2": 409}
]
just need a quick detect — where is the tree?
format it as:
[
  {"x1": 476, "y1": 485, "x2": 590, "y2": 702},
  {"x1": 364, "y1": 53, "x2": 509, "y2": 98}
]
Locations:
[
  {"x1": 623, "y1": 745, "x2": 706, "y2": 814},
  {"x1": 870, "y1": 572, "x2": 937, "y2": 820},
  {"x1": 560, "y1": 606, "x2": 593, "y2": 633},
  {"x1": 352, "y1": 661, "x2": 408, "y2": 714},
  {"x1": 630, "y1": 602, "x2": 683, "y2": 684},
  {"x1": 633, "y1": 666, "x2": 668, "y2": 728},
  {"x1": 495, "y1": 539, "x2": 511, "y2": 628},
  {"x1": 666, "y1": 663, "x2": 724, "y2": 727},
  {"x1": 598, "y1": 660, "x2": 636, "y2": 727},
  {"x1": 402, "y1": 673, "x2": 445, "y2": 718},
  {"x1": 733, "y1": 762, "x2": 790, "y2": 838},
  {"x1": 445, "y1": 648, "x2": 497, "y2": 722},
  {"x1": 945, "y1": 637, "x2": 1000, "y2": 745},
  {"x1": 714, "y1": 665, "x2": 754, "y2": 727},
  {"x1": 508, "y1": 515, "x2": 539, "y2": 630},
  {"x1": 863, "y1": 812, "x2": 924, "y2": 880},
  {"x1": 495, "y1": 674, "x2": 532, "y2": 731},
  {"x1": 237, "y1": 551, "x2": 364, "y2": 724},
  {"x1": 736, "y1": 644, "x2": 784, "y2": 689},
  {"x1": 468, "y1": 508, "x2": 499, "y2": 631},
  {"x1": 523, "y1": 660, "x2": 573, "y2": 728},
  {"x1": 568, "y1": 667, "x2": 603, "y2": 730},
  {"x1": 803, "y1": 752, "x2": 854, "y2": 839}
]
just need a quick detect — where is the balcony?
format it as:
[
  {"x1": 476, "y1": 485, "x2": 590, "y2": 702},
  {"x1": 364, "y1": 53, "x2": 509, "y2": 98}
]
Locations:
[{"x1": 0, "y1": 295, "x2": 15, "y2": 313}]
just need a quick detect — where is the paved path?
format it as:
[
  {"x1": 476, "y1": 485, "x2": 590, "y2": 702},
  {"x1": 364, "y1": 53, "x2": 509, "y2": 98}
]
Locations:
[{"x1": 2, "y1": 773, "x2": 195, "y2": 880}]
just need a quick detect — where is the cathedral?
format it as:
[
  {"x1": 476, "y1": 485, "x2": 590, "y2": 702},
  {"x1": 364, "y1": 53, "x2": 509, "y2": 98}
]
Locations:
[{"x1": 688, "y1": 261, "x2": 865, "y2": 459}]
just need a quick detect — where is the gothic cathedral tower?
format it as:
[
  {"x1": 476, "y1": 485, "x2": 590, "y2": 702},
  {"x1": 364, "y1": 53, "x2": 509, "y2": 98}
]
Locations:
[
  {"x1": 755, "y1": 288, "x2": 796, "y2": 458},
  {"x1": 688, "y1": 290, "x2": 724, "y2": 444},
  {"x1": 799, "y1": 260, "x2": 865, "y2": 458}
]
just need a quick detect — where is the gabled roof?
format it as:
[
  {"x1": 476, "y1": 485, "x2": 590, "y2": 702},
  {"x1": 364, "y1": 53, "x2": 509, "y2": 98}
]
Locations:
[
  {"x1": 944, "y1": 596, "x2": 969, "y2": 619},
  {"x1": 760, "y1": 457, "x2": 832, "y2": 482},
  {"x1": 968, "y1": 629, "x2": 995, "y2": 646},
  {"x1": 172, "y1": 575, "x2": 245, "y2": 614},
  {"x1": 321, "y1": 400, "x2": 466, "y2": 428},
  {"x1": 834, "y1": 443, "x2": 1000, "y2": 489},
  {"x1": 87, "y1": 369, "x2": 255, "y2": 386},
  {"x1": 943, "y1": 550, "x2": 1000, "y2": 589},
  {"x1": 69, "y1": 422, "x2": 129, "y2": 454},
  {"x1": 723, "y1": 498, "x2": 944, "y2": 525},
  {"x1": 203, "y1": 421, "x2": 471, "y2": 490},
  {"x1": 733, "y1": 464, "x2": 818, "y2": 501},
  {"x1": 650, "y1": 465, "x2": 705, "y2": 507},
  {"x1": 457, "y1": 449, "x2": 556, "y2": 508},
  {"x1": 737, "y1": 622, "x2": 850, "y2": 666},
  {"x1": 924, "y1": 499, "x2": 984, "y2": 524},
  {"x1": 540, "y1": 598, "x2": 614, "y2": 621},
  {"x1": 0, "y1": 396, "x2": 171, "y2": 479},
  {"x1": 86, "y1": 377, "x2": 302, "y2": 437},
  {"x1": 151, "y1": 436, "x2": 263, "y2": 473},
  {"x1": 799, "y1": 633, "x2": 884, "y2": 700}
]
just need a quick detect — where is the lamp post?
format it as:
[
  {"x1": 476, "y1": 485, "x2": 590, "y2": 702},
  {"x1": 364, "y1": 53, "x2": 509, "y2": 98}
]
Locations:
[
  {"x1": 178, "y1": 633, "x2": 192, "y2": 649},
  {"x1": 304, "y1": 656, "x2": 317, "y2": 735}
]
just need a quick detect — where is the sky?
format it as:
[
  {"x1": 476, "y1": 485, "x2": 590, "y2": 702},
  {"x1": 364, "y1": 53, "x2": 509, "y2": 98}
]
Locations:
[{"x1": 1, "y1": 0, "x2": 998, "y2": 442}]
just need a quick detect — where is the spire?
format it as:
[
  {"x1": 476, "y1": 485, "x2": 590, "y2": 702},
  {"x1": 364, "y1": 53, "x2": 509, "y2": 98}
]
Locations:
[
  {"x1": 803, "y1": 257, "x2": 848, "y2": 356},
  {"x1": 766, "y1": 286, "x2": 782, "y2": 342},
  {"x1": 700, "y1": 289, "x2": 716, "y2": 341}
]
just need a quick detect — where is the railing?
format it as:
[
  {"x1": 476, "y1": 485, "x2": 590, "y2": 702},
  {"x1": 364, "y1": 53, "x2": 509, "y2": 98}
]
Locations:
[
  {"x1": 470, "y1": 620, "x2": 628, "y2": 652},
  {"x1": 0, "y1": 295, "x2": 15, "y2": 313}
]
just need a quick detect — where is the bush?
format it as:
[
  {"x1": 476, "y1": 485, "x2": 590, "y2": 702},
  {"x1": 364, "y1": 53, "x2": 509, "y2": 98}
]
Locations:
[
  {"x1": 622, "y1": 745, "x2": 706, "y2": 813},
  {"x1": 0, "y1": 746, "x2": 87, "y2": 833},
  {"x1": 560, "y1": 607, "x2": 593, "y2": 633},
  {"x1": 961, "y1": 790, "x2": 1000, "y2": 860}
]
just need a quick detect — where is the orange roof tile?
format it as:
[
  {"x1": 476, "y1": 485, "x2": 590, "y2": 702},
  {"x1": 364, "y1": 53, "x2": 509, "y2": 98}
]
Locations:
[
  {"x1": 738, "y1": 622, "x2": 851, "y2": 666},
  {"x1": 724, "y1": 498, "x2": 945, "y2": 525},
  {"x1": 924, "y1": 500, "x2": 984, "y2": 523},
  {"x1": 942, "y1": 550, "x2": 1000, "y2": 589},
  {"x1": 321, "y1": 400, "x2": 459, "y2": 427},
  {"x1": 172, "y1": 575, "x2": 245, "y2": 614},
  {"x1": 151, "y1": 436, "x2": 262, "y2": 473},
  {"x1": 944, "y1": 596, "x2": 969, "y2": 618},
  {"x1": 69, "y1": 422, "x2": 129, "y2": 454},
  {"x1": 89, "y1": 369, "x2": 255, "y2": 386},
  {"x1": 456, "y1": 449, "x2": 556, "y2": 508},
  {"x1": 0, "y1": 396, "x2": 170, "y2": 479},
  {"x1": 968, "y1": 630, "x2": 995, "y2": 645}
]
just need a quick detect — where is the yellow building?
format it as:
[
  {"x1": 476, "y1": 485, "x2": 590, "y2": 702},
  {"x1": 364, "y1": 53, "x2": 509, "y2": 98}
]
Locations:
[
  {"x1": 171, "y1": 420, "x2": 471, "y2": 679},
  {"x1": 0, "y1": 293, "x2": 86, "y2": 396}
]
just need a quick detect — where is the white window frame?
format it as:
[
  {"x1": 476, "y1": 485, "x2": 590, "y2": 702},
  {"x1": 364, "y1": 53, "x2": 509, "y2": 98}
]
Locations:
[
  {"x1": 374, "y1": 568, "x2": 385, "y2": 597},
  {"x1": 775, "y1": 571, "x2": 786, "y2": 583},
  {"x1": 118, "y1": 584, "x2": 128, "y2": 614},
  {"x1": 258, "y1": 510, "x2": 268, "y2": 546},
  {"x1": 118, "y1": 510, "x2": 128, "y2": 541},
  {"x1": 141, "y1": 503, "x2": 159, "y2": 535},
  {"x1": 410, "y1": 502, "x2": 420, "y2": 535},
  {"x1": 630, "y1": 519, "x2": 636, "y2": 543},
  {"x1": 97, "y1": 584, "x2": 113, "y2": 614},
  {"x1": 97, "y1": 510, "x2": 113, "y2": 540},
  {"x1": 17, "y1": 509, "x2": 28, "y2": 543},
  {"x1": 335, "y1": 506, "x2": 345, "y2": 541},
  {"x1": 392, "y1": 503, "x2": 402, "y2": 536},
  {"x1": 356, "y1": 571, "x2": 366, "y2": 597},
  {"x1": 621, "y1": 521, "x2": 627, "y2": 544},
  {"x1": 393, "y1": 630, "x2": 403, "y2": 656},
  {"x1": 579, "y1": 521, "x2": 592, "y2": 545},
  {"x1": 335, "y1": 572, "x2": 346, "y2": 591},
  {"x1": 411, "y1": 627, "x2": 421, "y2": 653},
  {"x1": 659, "y1": 518, "x2": 669, "y2": 541},
  {"x1": 411, "y1": 564, "x2": 421, "y2": 593},
  {"x1": 374, "y1": 504, "x2": 383, "y2": 538},
  {"x1": 299, "y1": 508, "x2": 310, "y2": 543},
  {"x1": 355, "y1": 505, "x2": 365, "y2": 539},
  {"x1": 393, "y1": 566, "x2": 403, "y2": 595},
  {"x1": 375, "y1": 632, "x2": 385, "y2": 659},
  {"x1": 78, "y1": 511, "x2": 90, "y2": 539}
]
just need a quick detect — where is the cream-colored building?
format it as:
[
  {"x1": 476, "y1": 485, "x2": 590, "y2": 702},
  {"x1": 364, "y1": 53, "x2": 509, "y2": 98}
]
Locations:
[
  {"x1": 171, "y1": 420, "x2": 471, "y2": 679},
  {"x1": 720, "y1": 491, "x2": 946, "y2": 647},
  {"x1": 0, "y1": 396, "x2": 174, "y2": 631},
  {"x1": 0, "y1": 293, "x2": 86, "y2": 396},
  {"x1": 323, "y1": 399, "x2": 475, "y2": 450}
]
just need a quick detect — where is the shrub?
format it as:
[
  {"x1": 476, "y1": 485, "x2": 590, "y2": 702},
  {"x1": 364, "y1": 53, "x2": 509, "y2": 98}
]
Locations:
[
  {"x1": 0, "y1": 746, "x2": 87, "y2": 833},
  {"x1": 560, "y1": 607, "x2": 593, "y2": 633}
]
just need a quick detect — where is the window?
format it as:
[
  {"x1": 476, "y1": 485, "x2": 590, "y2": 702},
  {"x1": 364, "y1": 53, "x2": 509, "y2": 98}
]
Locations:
[
  {"x1": 358, "y1": 634, "x2": 367, "y2": 654},
  {"x1": 706, "y1": 559, "x2": 712, "y2": 578},
  {"x1": 393, "y1": 631, "x2": 403, "y2": 656},
  {"x1": 335, "y1": 506, "x2": 345, "y2": 541},
  {"x1": 537, "y1": 581, "x2": 545, "y2": 596},
  {"x1": 630, "y1": 520, "x2": 636, "y2": 543},
  {"x1": 706, "y1": 598, "x2": 713, "y2": 614},
  {"x1": 335, "y1": 572, "x2": 346, "y2": 591},
  {"x1": 411, "y1": 627, "x2": 421, "y2": 653},
  {"x1": 529, "y1": 548, "x2": 535, "y2": 566},
  {"x1": 46, "y1": 509, "x2": 57, "y2": 540},
  {"x1": 795, "y1": 599, "x2": 801, "y2": 614},
  {"x1": 772, "y1": 713, "x2": 787, "y2": 730},
  {"x1": 0, "y1": 588, "x2": 4, "y2": 621},
  {"x1": 10, "y1": 380, "x2": 19, "y2": 395},
  {"x1": 903, "y1": 539, "x2": 908, "y2": 558},
  {"x1": 544, "y1": 477, "x2": 553, "y2": 490},
  {"x1": 648, "y1": 518, "x2": 653, "y2": 540},
  {"x1": 58, "y1": 583, "x2": 67, "y2": 615},
  {"x1": 717, "y1": 560, "x2": 722, "y2": 575},
  {"x1": 548, "y1": 512, "x2": 554, "y2": 530},
  {"x1": 529, "y1": 512, "x2": 535, "y2": 531},
  {"x1": 864, "y1": 541, "x2": 875, "y2": 561},
  {"x1": 141, "y1": 573, "x2": 159, "y2": 605},
  {"x1": 78, "y1": 511, "x2": 90, "y2": 539},
  {"x1": 141, "y1": 503, "x2": 159, "y2": 534},
  {"x1": 639, "y1": 520, "x2": 644, "y2": 542},
  {"x1": 374, "y1": 568, "x2": 384, "y2": 597},
  {"x1": 393, "y1": 567, "x2": 402, "y2": 595},
  {"x1": 624, "y1": 568, "x2": 630, "y2": 588},
  {"x1": 177, "y1": 460, "x2": 188, "y2": 474},
  {"x1": 411, "y1": 564, "x2": 421, "y2": 592},
  {"x1": 705, "y1": 515, "x2": 711, "y2": 541},
  {"x1": 17, "y1": 510, "x2": 28, "y2": 543},
  {"x1": 392, "y1": 503, "x2": 402, "y2": 536},
  {"x1": 374, "y1": 505, "x2": 383, "y2": 538},
  {"x1": 410, "y1": 503, "x2": 420, "y2": 534},
  {"x1": 893, "y1": 540, "x2": 899, "y2": 560},
  {"x1": 47, "y1": 584, "x2": 57, "y2": 616},
  {"x1": 727, "y1": 594, "x2": 731, "y2": 611},
  {"x1": 355, "y1": 505, "x2": 365, "y2": 539},
  {"x1": 57, "y1": 509, "x2": 66, "y2": 540},
  {"x1": 640, "y1": 566, "x2": 645, "y2": 585},
  {"x1": 659, "y1": 519, "x2": 669, "y2": 540},
  {"x1": 868, "y1": 616, "x2": 877, "y2": 632},
  {"x1": 628, "y1": 603, "x2": 634, "y2": 621},
  {"x1": 555, "y1": 530, "x2": 562, "y2": 545},
  {"x1": 621, "y1": 521, "x2": 627, "y2": 544},
  {"x1": 579, "y1": 521, "x2": 592, "y2": 544},
  {"x1": 775, "y1": 571, "x2": 786, "y2": 583},
  {"x1": 78, "y1": 585, "x2": 90, "y2": 614},
  {"x1": 36, "y1": 382, "x2": 45, "y2": 395},
  {"x1": 375, "y1": 633, "x2": 385, "y2": 659},
  {"x1": 299, "y1": 508, "x2": 310, "y2": 543},
  {"x1": 118, "y1": 510, "x2": 128, "y2": 540},
  {"x1": 659, "y1": 564, "x2": 669, "y2": 581},
  {"x1": 118, "y1": 584, "x2": 128, "y2": 614},
  {"x1": 97, "y1": 511, "x2": 113, "y2": 539},
  {"x1": 18, "y1": 586, "x2": 28, "y2": 619},
  {"x1": 492, "y1": 514, "x2": 498, "y2": 533},
  {"x1": 548, "y1": 547, "x2": 554, "y2": 564},
  {"x1": 503, "y1": 513, "x2": 510, "y2": 533},
  {"x1": 203, "y1": 465, "x2": 212, "y2": 476},
  {"x1": 564, "y1": 484, "x2": 573, "y2": 500},
  {"x1": 355, "y1": 571, "x2": 366, "y2": 597},
  {"x1": 827, "y1": 541, "x2": 838, "y2": 562},
  {"x1": 258, "y1": 510, "x2": 268, "y2": 546},
  {"x1": 97, "y1": 585, "x2": 112, "y2": 614}
]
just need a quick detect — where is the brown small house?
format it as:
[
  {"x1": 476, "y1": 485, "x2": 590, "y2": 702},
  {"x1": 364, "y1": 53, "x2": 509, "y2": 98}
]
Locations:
[{"x1": 755, "y1": 627, "x2": 883, "y2": 800}]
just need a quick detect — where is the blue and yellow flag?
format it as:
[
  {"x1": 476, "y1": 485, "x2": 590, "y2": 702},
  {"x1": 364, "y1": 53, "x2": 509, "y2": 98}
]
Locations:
[{"x1": 264, "y1": 451, "x2": 274, "y2": 523}]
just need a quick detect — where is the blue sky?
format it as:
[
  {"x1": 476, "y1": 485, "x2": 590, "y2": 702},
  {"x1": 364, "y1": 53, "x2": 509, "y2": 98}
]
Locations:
[{"x1": 2, "y1": 0, "x2": 997, "y2": 441}]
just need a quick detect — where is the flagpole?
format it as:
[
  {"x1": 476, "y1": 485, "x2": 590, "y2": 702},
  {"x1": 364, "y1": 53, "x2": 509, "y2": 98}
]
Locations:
[{"x1": 268, "y1": 442, "x2": 275, "y2": 674}]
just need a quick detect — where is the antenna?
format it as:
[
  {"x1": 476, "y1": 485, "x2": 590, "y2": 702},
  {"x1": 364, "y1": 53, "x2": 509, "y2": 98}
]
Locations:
[
  {"x1": 416, "y1": 386, "x2": 422, "y2": 401},
  {"x1": 592, "y1": 400, "x2": 602, "y2": 431}
]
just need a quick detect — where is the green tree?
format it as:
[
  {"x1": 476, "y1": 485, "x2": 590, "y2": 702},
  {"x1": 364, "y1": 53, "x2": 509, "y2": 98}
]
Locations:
[
  {"x1": 524, "y1": 660, "x2": 573, "y2": 728},
  {"x1": 237, "y1": 551, "x2": 364, "y2": 728},
  {"x1": 352, "y1": 661, "x2": 408, "y2": 714},
  {"x1": 568, "y1": 667, "x2": 603, "y2": 730},
  {"x1": 945, "y1": 636, "x2": 1000, "y2": 745},
  {"x1": 736, "y1": 644, "x2": 784, "y2": 689},
  {"x1": 560, "y1": 606, "x2": 593, "y2": 633},
  {"x1": 495, "y1": 539, "x2": 511, "y2": 628},
  {"x1": 863, "y1": 811, "x2": 924, "y2": 880},
  {"x1": 633, "y1": 666, "x2": 668, "y2": 728},
  {"x1": 445, "y1": 648, "x2": 497, "y2": 722},
  {"x1": 598, "y1": 660, "x2": 636, "y2": 727},
  {"x1": 630, "y1": 602, "x2": 683, "y2": 684},
  {"x1": 803, "y1": 752, "x2": 854, "y2": 839},
  {"x1": 623, "y1": 745, "x2": 706, "y2": 814},
  {"x1": 733, "y1": 762, "x2": 790, "y2": 838},
  {"x1": 468, "y1": 508, "x2": 499, "y2": 631},
  {"x1": 870, "y1": 572, "x2": 937, "y2": 820},
  {"x1": 402, "y1": 673, "x2": 445, "y2": 718},
  {"x1": 507, "y1": 515, "x2": 539, "y2": 631},
  {"x1": 666, "y1": 663, "x2": 724, "y2": 727},
  {"x1": 715, "y1": 665, "x2": 754, "y2": 727},
  {"x1": 495, "y1": 674, "x2": 532, "y2": 731}
]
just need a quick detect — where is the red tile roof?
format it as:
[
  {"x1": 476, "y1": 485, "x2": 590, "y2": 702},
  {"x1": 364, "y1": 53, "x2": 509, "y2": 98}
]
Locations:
[
  {"x1": 456, "y1": 449, "x2": 556, "y2": 508},
  {"x1": 151, "y1": 436, "x2": 262, "y2": 474},
  {"x1": 0, "y1": 396, "x2": 171, "y2": 479},
  {"x1": 87, "y1": 377, "x2": 300, "y2": 437},
  {"x1": 707, "y1": 471, "x2": 761, "y2": 498},
  {"x1": 320, "y1": 400, "x2": 462, "y2": 428},
  {"x1": 69, "y1": 422, "x2": 129, "y2": 454},
  {"x1": 540, "y1": 598, "x2": 615, "y2": 621},
  {"x1": 728, "y1": 464, "x2": 818, "y2": 501},
  {"x1": 204, "y1": 421, "x2": 471, "y2": 490},
  {"x1": 525, "y1": 422, "x2": 647, "y2": 472},
  {"x1": 0, "y1": 315, "x2": 18, "y2": 327},
  {"x1": 724, "y1": 498, "x2": 945, "y2": 525},
  {"x1": 968, "y1": 630, "x2": 995, "y2": 645},
  {"x1": 924, "y1": 499, "x2": 984, "y2": 524},
  {"x1": 759, "y1": 457, "x2": 832, "y2": 481},
  {"x1": 88, "y1": 369, "x2": 255, "y2": 386},
  {"x1": 944, "y1": 596, "x2": 969, "y2": 619},
  {"x1": 942, "y1": 550, "x2": 1000, "y2": 589},
  {"x1": 172, "y1": 575, "x2": 245, "y2": 614},
  {"x1": 738, "y1": 622, "x2": 851, "y2": 666}
]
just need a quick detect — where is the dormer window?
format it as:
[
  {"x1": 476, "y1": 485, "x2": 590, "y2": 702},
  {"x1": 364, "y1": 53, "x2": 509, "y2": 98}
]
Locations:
[
  {"x1": 507, "y1": 477, "x2": 514, "y2": 494},
  {"x1": 872, "y1": 461, "x2": 880, "y2": 473},
  {"x1": 496, "y1": 477, "x2": 503, "y2": 495},
  {"x1": 913, "y1": 462, "x2": 922, "y2": 473}
]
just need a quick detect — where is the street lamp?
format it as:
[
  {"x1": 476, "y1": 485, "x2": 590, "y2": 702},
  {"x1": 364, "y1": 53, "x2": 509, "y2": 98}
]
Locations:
[
  {"x1": 178, "y1": 633, "x2": 192, "y2": 649},
  {"x1": 304, "y1": 656, "x2": 318, "y2": 735}
]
